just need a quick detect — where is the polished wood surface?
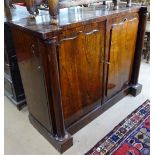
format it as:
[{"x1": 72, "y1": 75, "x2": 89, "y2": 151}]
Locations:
[
  {"x1": 131, "y1": 7, "x2": 148, "y2": 86},
  {"x1": 7, "y1": 4, "x2": 141, "y2": 39},
  {"x1": 45, "y1": 38, "x2": 67, "y2": 139},
  {"x1": 58, "y1": 22, "x2": 105, "y2": 126},
  {"x1": 11, "y1": 28, "x2": 53, "y2": 132},
  {"x1": 106, "y1": 15, "x2": 139, "y2": 98},
  {"x1": 5, "y1": 5, "x2": 147, "y2": 153}
]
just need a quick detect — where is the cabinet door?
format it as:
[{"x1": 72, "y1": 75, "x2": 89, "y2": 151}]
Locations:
[
  {"x1": 106, "y1": 17, "x2": 139, "y2": 98},
  {"x1": 11, "y1": 29, "x2": 53, "y2": 132},
  {"x1": 58, "y1": 23, "x2": 105, "y2": 126}
]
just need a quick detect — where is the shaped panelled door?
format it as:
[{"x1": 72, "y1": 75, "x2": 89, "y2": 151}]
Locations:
[
  {"x1": 106, "y1": 17, "x2": 139, "y2": 98},
  {"x1": 58, "y1": 22, "x2": 105, "y2": 126}
]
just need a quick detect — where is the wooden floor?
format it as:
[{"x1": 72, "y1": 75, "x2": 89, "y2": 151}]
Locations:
[{"x1": 4, "y1": 60, "x2": 149, "y2": 155}]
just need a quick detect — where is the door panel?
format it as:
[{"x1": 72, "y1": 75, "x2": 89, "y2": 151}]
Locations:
[
  {"x1": 106, "y1": 17, "x2": 139, "y2": 98},
  {"x1": 58, "y1": 23, "x2": 105, "y2": 126}
]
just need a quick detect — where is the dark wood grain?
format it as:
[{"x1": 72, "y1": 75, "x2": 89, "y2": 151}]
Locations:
[
  {"x1": 58, "y1": 22, "x2": 105, "y2": 126},
  {"x1": 67, "y1": 86, "x2": 130, "y2": 134},
  {"x1": 29, "y1": 113, "x2": 73, "y2": 153},
  {"x1": 106, "y1": 15, "x2": 139, "y2": 98},
  {"x1": 44, "y1": 38, "x2": 69, "y2": 140},
  {"x1": 7, "y1": 4, "x2": 140, "y2": 39},
  {"x1": 38, "y1": 39, "x2": 57, "y2": 135},
  {"x1": 6, "y1": 5, "x2": 147, "y2": 153},
  {"x1": 130, "y1": 7, "x2": 147, "y2": 85},
  {"x1": 129, "y1": 7, "x2": 148, "y2": 96}
]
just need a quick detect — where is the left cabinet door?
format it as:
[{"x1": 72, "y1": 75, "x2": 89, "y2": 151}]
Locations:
[
  {"x1": 11, "y1": 28, "x2": 53, "y2": 132},
  {"x1": 58, "y1": 22, "x2": 105, "y2": 126}
]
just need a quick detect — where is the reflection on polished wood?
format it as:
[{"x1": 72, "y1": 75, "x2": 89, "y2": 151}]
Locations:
[
  {"x1": 6, "y1": 4, "x2": 141, "y2": 38},
  {"x1": 58, "y1": 23, "x2": 105, "y2": 126},
  {"x1": 106, "y1": 16, "x2": 139, "y2": 98},
  {"x1": 5, "y1": 4, "x2": 147, "y2": 153}
]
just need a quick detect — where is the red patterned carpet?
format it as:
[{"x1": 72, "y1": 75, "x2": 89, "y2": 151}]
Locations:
[{"x1": 85, "y1": 100, "x2": 150, "y2": 155}]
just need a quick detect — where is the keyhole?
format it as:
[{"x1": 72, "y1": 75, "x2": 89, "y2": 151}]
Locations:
[{"x1": 31, "y1": 44, "x2": 35, "y2": 55}]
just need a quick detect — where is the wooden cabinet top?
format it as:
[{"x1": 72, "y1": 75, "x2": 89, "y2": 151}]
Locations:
[{"x1": 5, "y1": 4, "x2": 145, "y2": 39}]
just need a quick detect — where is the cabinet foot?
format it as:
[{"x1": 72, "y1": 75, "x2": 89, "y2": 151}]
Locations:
[
  {"x1": 29, "y1": 114, "x2": 73, "y2": 154},
  {"x1": 4, "y1": 91, "x2": 26, "y2": 110},
  {"x1": 129, "y1": 84, "x2": 142, "y2": 96}
]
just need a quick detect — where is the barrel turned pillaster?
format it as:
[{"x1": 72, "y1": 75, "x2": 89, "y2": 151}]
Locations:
[{"x1": 48, "y1": 0, "x2": 59, "y2": 24}]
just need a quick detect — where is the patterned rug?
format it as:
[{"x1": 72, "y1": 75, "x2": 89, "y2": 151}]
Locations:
[{"x1": 85, "y1": 100, "x2": 150, "y2": 155}]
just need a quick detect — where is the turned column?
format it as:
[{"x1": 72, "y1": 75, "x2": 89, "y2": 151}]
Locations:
[
  {"x1": 45, "y1": 38, "x2": 70, "y2": 141},
  {"x1": 130, "y1": 7, "x2": 148, "y2": 96}
]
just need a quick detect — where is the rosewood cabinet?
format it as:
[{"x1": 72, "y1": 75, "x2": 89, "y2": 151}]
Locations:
[{"x1": 6, "y1": 4, "x2": 147, "y2": 153}]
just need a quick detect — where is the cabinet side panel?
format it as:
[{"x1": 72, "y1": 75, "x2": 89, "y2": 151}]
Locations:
[
  {"x1": 125, "y1": 18, "x2": 139, "y2": 83},
  {"x1": 11, "y1": 28, "x2": 53, "y2": 132}
]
